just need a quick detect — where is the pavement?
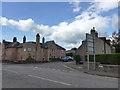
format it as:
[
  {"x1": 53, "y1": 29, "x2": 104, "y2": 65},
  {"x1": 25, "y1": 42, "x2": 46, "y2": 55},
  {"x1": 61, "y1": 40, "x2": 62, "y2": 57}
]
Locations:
[
  {"x1": 64, "y1": 61, "x2": 119, "y2": 78},
  {"x1": 2, "y1": 62, "x2": 118, "y2": 88}
]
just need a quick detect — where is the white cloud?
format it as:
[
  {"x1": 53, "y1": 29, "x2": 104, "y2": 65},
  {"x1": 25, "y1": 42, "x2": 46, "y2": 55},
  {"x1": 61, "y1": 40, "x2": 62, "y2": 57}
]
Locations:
[
  {"x1": 0, "y1": 12, "x2": 110, "y2": 44},
  {"x1": 50, "y1": 13, "x2": 110, "y2": 43},
  {"x1": 88, "y1": 2, "x2": 118, "y2": 14},
  {"x1": 62, "y1": 42, "x2": 81, "y2": 50},
  {"x1": 69, "y1": 0, "x2": 81, "y2": 12},
  {"x1": 112, "y1": 14, "x2": 118, "y2": 29},
  {"x1": 0, "y1": 17, "x2": 35, "y2": 31},
  {"x1": 0, "y1": 2, "x2": 118, "y2": 49}
]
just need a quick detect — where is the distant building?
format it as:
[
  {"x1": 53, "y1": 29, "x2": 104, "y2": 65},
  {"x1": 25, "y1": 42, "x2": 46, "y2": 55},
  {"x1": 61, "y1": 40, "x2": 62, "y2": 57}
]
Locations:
[
  {"x1": 2, "y1": 34, "x2": 66, "y2": 61},
  {"x1": 66, "y1": 48, "x2": 77, "y2": 54},
  {"x1": 76, "y1": 27, "x2": 113, "y2": 61}
]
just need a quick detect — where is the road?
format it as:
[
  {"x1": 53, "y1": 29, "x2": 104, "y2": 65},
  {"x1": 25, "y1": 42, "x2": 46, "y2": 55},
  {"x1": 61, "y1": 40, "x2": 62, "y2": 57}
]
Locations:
[{"x1": 2, "y1": 62, "x2": 118, "y2": 88}]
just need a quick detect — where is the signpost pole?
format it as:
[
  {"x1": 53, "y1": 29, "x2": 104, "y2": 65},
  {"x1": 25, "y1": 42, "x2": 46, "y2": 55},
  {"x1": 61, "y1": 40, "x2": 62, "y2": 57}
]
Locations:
[
  {"x1": 87, "y1": 52, "x2": 89, "y2": 71},
  {"x1": 93, "y1": 35, "x2": 96, "y2": 70},
  {"x1": 94, "y1": 54, "x2": 96, "y2": 70}
]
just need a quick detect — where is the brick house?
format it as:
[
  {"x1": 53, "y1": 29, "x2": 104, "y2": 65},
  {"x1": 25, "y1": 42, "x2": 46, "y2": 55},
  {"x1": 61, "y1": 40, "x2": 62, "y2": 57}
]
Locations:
[
  {"x1": 2, "y1": 34, "x2": 66, "y2": 61},
  {"x1": 76, "y1": 27, "x2": 113, "y2": 61}
]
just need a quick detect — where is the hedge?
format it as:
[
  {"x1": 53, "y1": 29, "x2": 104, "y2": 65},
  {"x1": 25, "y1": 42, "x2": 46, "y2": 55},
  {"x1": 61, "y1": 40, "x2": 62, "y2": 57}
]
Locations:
[
  {"x1": 85, "y1": 53, "x2": 120, "y2": 65},
  {"x1": 26, "y1": 56, "x2": 34, "y2": 61},
  {"x1": 49, "y1": 58, "x2": 62, "y2": 61},
  {"x1": 73, "y1": 54, "x2": 81, "y2": 61}
]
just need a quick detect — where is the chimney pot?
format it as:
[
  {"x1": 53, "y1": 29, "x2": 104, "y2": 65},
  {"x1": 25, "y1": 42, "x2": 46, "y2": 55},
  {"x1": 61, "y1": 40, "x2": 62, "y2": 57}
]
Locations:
[
  {"x1": 13, "y1": 37, "x2": 17, "y2": 42},
  {"x1": 23, "y1": 36, "x2": 26, "y2": 43}
]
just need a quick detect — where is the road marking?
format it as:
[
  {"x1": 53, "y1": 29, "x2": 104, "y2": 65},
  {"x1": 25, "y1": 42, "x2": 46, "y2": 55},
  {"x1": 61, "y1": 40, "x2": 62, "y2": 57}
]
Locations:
[
  {"x1": 63, "y1": 65, "x2": 77, "y2": 71},
  {"x1": 69, "y1": 71, "x2": 73, "y2": 73},
  {"x1": 3, "y1": 69, "x2": 18, "y2": 74},
  {"x1": 28, "y1": 75, "x2": 71, "y2": 86},
  {"x1": 52, "y1": 69, "x2": 56, "y2": 70}
]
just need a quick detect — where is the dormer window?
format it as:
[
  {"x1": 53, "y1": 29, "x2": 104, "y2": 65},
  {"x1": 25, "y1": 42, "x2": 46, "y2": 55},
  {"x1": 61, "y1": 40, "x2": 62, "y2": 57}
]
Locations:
[
  {"x1": 28, "y1": 48, "x2": 31, "y2": 52},
  {"x1": 24, "y1": 48, "x2": 26, "y2": 51}
]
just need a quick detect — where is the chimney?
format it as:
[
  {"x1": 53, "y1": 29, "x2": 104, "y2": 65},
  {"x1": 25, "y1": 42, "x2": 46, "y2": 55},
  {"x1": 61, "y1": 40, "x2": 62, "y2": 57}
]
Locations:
[
  {"x1": 13, "y1": 37, "x2": 17, "y2": 42},
  {"x1": 36, "y1": 33, "x2": 40, "y2": 44},
  {"x1": 23, "y1": 36, "x2": 26, "y2": 43},
  {"x1": 42, "y1": 37, "x2": 45, "y2": 48},
  {"x1": 2, "y1": 40, "x2": 6, "y2": 43},
  {"x1": 91, "y1": 27, "x2": 98, "y2": 37},
  {"x1": 42, "y1": 37, "x2": 45, "y2": 44}
]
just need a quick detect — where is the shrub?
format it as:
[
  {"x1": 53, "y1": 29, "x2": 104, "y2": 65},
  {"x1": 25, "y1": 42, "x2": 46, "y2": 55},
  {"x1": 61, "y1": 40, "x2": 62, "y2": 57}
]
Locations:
[
  {"x1": 49, "y1": 58, "x2": 61, "y2": 62},
  {"x1": 66, "y1": 53, "x2": 73, "y2": 57},
  {"x1": 26, "y1": 56, "x2": 34, "y2": 61},
  {"x1": 85, "y1": 53, "x2": 120, "y2": 65},
  {"x1": 73, "y1": 54, "x2": 81, "y2": 64}
]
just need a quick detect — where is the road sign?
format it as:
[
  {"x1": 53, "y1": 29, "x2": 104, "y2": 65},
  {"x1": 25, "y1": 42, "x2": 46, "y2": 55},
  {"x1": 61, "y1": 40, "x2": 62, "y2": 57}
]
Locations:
[
  {"x1": 86, "y1": 33, "x2": 94, "y2": 54},
  {"x1": 86, "y1": 33, "x2": 96, "y2": 71}
]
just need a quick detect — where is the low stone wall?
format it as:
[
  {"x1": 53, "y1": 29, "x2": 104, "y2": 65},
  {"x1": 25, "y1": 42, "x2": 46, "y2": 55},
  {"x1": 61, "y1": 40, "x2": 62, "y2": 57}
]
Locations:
[
  {"x1": 97, "y1": 64, "x2": 119, "y2": 73},
  {"x1": 84, "y1": 62, "x2": 119, "y2": 73}
]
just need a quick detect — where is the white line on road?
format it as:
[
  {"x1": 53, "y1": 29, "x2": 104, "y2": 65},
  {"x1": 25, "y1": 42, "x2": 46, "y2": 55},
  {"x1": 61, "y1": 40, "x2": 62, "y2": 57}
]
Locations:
[
  {"x1": 63, "y1": 65, "x2": 76, "y2": 71},
  {"x1": 28, "y1": 75, "x2": 71, "y2": 86},
  {"x1": 52, "y1": 69, "x2": 56, "y2": 70}
]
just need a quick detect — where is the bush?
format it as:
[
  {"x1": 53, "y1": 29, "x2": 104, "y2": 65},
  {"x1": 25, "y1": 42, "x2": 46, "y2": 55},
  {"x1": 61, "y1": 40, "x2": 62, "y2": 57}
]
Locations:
[
  {"x1": 49, "y1": 58, "x2": 61, "y2": 62},
  {"x1": 66, "y1": 53, "x2": 73, "y2": 57},
  {"x1": 26, "y1": 56, "x2": 34, "y2": 61},
  {"x1": 73, "y1": 54, "x2": 81, "y2": 64},
  {"x1": 85, "y1": 53, "x2": 120, "y2": 65}
]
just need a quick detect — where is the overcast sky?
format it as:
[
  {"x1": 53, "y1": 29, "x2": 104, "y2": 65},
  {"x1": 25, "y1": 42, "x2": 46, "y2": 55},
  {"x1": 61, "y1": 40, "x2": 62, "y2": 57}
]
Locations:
[{"x1": 0, "y1": 0, "x2": 119, "y2": 50}]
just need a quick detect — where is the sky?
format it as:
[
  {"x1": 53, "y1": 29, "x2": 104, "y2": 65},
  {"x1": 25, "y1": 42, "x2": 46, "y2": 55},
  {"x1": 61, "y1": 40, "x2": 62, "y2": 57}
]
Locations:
[{"x1": 0, "y1": 0, "x2": 119, "y2": 50}]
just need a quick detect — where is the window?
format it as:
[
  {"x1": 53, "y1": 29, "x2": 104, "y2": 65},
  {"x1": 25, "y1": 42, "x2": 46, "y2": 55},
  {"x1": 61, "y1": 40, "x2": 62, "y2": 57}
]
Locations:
[
  {"x1": 24, "y1": 48, "x2": 26, "y2": 51},
  {"x1": 52, "y1": 49, "x2": 53, "y2": 52},
  {"x1": 28, "y1": 48, "x2": 31, "y2": 51}
]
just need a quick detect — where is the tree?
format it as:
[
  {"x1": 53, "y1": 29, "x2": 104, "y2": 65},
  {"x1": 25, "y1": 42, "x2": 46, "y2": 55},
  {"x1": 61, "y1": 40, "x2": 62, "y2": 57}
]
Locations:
[
  {"x1": 66, "y1": 53, "x2": 73, "y2": 57},
  {"x1": 71, "y1": 47, "x2": 77, "y2": 50},
  {"x1": 110, "y1": 31, "x2": 120, "y2": 53},
  {"x1": 73, "y1": 54, "x2": 81, "y2": 64}
]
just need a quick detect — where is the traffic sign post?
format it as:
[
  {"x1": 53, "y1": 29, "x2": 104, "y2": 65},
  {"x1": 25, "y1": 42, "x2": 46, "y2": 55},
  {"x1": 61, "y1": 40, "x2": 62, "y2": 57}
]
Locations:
[
  {"x1": 86, "y1": 33, "x2": 96, "y2": 71},
  {"x1": 87, "y1": 52, "x2": 90, "y2": 71}
]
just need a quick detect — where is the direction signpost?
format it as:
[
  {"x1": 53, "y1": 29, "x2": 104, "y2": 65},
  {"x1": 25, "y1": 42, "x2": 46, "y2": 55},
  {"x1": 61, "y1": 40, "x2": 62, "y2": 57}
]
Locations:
[{"x1": 86, "y1": 33, "x2": 96, "y2": 71}]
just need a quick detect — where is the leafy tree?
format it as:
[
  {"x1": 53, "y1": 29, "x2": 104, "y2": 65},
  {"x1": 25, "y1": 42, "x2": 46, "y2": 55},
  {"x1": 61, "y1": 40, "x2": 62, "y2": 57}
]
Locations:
[
  {"x1": 71, "y1": 47, "x2": 77, "y2": 50},
  {"x1": 73, "y1": 54, "x2": 81, "y2": 64},
  {"x1": 110, "y1": 31, "x2": 120, "y2": 53},
  {"x1": 66, "y1": 53, "x2": 73, "y2": 57}
]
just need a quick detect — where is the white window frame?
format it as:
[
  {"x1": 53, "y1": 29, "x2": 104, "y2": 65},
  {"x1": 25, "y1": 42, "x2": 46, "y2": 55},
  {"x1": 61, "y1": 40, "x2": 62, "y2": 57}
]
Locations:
[
  {"x1": 28, "y1": 48, "x2": 31, "y2": 52},
  {"x1": 24, "y1": 48, "x2": 26, "y2": 51}
]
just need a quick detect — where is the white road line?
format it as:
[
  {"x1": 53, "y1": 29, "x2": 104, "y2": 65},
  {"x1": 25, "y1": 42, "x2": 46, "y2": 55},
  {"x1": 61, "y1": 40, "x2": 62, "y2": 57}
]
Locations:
[
  {"x1": 62, "y1": 70, "x2": 66, "y2": 72},
  {"x1": 52, "y1": 69, "x2": 56, "y2": 70},
  {"x1": 70, "y1": 71, "x2": 73, "y2": 73},
  {"x1": 28, "y1": 75, "x2": 71, "y2": 86},
  {"x1": 3, "y1": 69, "x2": 18, "y2": 74},
  {"x1": 63, "y1": 65, "x2": 76, "y2": 71}
]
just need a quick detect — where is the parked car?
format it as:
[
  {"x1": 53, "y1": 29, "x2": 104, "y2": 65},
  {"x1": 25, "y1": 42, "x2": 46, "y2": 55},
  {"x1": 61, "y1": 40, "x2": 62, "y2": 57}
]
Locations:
[{"x1": 62, "y1": 56, "x2": 73, "y2": 62}]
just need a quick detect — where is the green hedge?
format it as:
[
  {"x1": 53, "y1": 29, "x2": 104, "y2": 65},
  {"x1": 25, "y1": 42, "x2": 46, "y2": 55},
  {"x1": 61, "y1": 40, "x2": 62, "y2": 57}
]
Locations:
[
  {"x1": 85, "y1": 53, "x2": 120, "y2": 65},
  {"x1": 73, "y1": 54, "x2": 81, "y2": 61},
  {"x1": 49, "y1": 58, "x2": 62, "y2": 61},
  {"x1": 26, "y1": 56, "x2": 34, "y2": 61}
]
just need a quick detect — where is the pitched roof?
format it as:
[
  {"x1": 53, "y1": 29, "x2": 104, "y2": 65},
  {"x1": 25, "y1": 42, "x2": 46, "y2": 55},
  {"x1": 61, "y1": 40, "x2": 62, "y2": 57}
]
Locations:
[
  {"x1": 3, "y1": 40, "x2": 65, "y2": 50},
  {"x1": 45, "y1": 41, "x2": 66, "y2": 50},
  {"x1": 5, "y1": 42, "x2": 20, "y2": 48}
]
